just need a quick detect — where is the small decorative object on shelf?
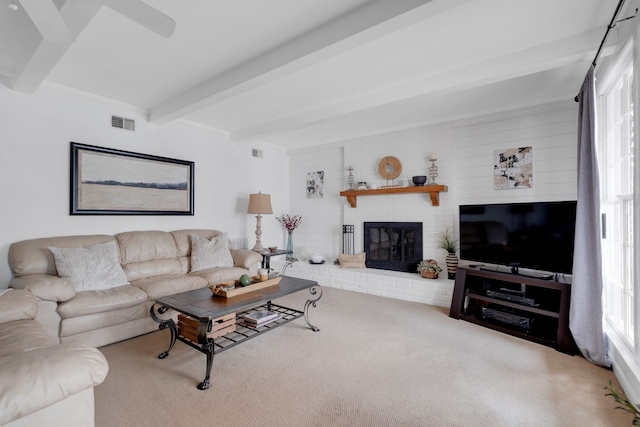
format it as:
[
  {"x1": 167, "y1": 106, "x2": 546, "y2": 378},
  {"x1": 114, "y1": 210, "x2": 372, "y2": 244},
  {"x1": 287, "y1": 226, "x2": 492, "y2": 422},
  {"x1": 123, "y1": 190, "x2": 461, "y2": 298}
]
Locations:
[
  {"x1": 412, "y1": 175, "x2": 427, "y2": 186},
  {"x1": 277, "y1": 214, "x2": 302, "y2": 261},
  {"x1": 347, "y1": 166, "x2": 355, "y2": 190},
  {"x1": 437, "y1": 228, "x2": 459, "y2": 279},
  {"x1": 429, "y1": 153, "x2": 438, "y2": 184},
  {"x1": 417, "y1": 259, "x2": 442, "y2": 279}
]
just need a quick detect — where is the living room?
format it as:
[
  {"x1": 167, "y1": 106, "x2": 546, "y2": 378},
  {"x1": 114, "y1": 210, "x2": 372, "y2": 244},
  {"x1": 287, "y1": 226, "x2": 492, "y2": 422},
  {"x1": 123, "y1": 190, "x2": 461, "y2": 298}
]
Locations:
[{"x1": 0, "y1": 0, "x2": 638, "y2": 425}]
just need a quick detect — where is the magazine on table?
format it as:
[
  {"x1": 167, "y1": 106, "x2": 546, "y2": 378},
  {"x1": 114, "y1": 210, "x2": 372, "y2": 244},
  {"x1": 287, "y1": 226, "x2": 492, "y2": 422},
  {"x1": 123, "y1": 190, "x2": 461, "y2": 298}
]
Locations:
[
  {"x1": 242, "y1": 310, "x2": 280, "y2": 324},
  {"x1": 240, "y1": 316, "x2": 282, "y2": 328}
]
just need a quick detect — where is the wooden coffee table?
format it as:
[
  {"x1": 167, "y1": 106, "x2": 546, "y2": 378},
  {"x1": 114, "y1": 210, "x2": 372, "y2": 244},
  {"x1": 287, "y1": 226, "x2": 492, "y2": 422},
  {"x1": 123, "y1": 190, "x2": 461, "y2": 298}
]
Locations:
[{"x1": 150, "y1": 275, "x2": 321, "y2": 390}]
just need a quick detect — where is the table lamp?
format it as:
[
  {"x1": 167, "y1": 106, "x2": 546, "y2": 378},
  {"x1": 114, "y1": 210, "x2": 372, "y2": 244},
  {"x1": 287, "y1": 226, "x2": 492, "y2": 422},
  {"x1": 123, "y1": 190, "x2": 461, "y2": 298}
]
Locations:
[{"x1": 247, "y1": 192, "x2": 273, "y2": 252}]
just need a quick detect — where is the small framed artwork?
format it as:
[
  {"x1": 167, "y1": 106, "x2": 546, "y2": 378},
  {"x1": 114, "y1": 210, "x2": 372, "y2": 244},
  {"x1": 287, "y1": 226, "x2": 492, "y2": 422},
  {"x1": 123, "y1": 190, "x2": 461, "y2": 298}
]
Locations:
[
  {"x1": 494, "y1": 147, "x2": 532, "y2": 190},
  {"x1": 70, "y1": 142, "x2": 194, "y2": 215},
  {"x1": 306, "y1": 171, "x2": 324, "y2": 198}
]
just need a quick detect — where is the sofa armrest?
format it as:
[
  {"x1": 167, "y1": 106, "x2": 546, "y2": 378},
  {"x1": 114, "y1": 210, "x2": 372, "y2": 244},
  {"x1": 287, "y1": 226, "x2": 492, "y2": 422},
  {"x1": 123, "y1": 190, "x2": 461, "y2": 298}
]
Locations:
[
  {"x1": 0, "y1": 290, "x2": 38, "y2": 324},
  {"x1": 231, "y1": 249, "x2": 263, "y2": 270},
  {"x1": 10, "y1": 275, "x2": 76, "y2": 302},
  {"x1": 0, "y1": 344, "x2": 109, "y2": 425}
]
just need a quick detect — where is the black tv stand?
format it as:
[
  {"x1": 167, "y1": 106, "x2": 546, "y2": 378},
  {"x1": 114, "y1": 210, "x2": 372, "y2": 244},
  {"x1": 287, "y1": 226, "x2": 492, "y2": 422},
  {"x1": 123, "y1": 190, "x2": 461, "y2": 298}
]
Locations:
[{"x1": 450, "y1": 267, "x2": 574, "y2": 354}]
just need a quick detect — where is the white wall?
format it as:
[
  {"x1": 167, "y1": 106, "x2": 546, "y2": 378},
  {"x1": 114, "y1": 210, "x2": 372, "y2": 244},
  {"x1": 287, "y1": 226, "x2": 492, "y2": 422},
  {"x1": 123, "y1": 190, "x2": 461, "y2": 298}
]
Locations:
[
  {"x1": 286, "y1": 100, "x2": 578, "y2": 272},
  {"x1": 0, "y1": 84, "x2": 289, "y2": 287}
]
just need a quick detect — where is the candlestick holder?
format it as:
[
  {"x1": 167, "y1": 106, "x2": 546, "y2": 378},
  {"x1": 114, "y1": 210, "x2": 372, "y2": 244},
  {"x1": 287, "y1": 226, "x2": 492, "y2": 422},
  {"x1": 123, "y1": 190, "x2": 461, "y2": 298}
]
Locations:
[
  {"x1": 429, "y1": 159, "x2": 438, "y2": 184},
  {"x1": 347, "y1": 166, "x2": 355, "y2": 190}
]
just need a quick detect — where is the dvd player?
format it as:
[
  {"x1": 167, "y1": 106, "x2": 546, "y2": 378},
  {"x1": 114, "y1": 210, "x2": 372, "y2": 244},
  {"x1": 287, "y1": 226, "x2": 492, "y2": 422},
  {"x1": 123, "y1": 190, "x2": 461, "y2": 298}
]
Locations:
[
  {"x1": 486, "y1": 289, "x2": 536, "y2": 306},
  {"x1": 481, "y1": 307, "x2": 534, "y2": 331}
]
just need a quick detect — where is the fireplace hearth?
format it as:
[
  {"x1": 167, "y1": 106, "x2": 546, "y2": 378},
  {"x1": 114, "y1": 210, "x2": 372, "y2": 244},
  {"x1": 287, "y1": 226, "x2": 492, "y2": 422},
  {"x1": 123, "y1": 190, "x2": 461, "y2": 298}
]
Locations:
[{"x1": 364, "y1": 222, "x2": 423, "y2": 273}]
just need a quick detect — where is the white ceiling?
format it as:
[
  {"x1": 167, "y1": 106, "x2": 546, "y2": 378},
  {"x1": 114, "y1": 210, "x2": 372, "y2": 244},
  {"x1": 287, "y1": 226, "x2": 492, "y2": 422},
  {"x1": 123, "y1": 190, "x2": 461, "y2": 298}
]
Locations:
[{"x1": 0, "y1": 0, "x2": 628, "y2": 150}]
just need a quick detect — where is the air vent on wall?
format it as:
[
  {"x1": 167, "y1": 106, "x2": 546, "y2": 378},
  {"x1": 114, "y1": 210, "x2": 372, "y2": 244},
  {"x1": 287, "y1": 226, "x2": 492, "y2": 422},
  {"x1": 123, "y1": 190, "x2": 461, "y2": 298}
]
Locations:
[
  {"x1": 111, "y1": 115, "x2": 135, "y2": 131},
  {"x1": 252, "y1": 148, "x2": 263, "y2": 158}
]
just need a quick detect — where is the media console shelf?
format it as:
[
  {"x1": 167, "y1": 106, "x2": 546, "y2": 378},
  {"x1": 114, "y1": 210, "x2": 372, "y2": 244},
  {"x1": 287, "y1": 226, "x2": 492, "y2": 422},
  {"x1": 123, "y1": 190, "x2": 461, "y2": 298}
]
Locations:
[
  {"x1": 450, "y1": 267, "x2": 574, "y2": 354},
  {"x1": 339, "y1": 184, "x2": 447, "y2": 208}
]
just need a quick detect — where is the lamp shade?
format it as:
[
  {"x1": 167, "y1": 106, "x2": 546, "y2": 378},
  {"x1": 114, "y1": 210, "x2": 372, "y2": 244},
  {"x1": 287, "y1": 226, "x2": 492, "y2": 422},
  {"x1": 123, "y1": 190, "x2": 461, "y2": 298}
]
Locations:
[{"x1": 247, "y1": 192, "x2": 273, "y2": 215}]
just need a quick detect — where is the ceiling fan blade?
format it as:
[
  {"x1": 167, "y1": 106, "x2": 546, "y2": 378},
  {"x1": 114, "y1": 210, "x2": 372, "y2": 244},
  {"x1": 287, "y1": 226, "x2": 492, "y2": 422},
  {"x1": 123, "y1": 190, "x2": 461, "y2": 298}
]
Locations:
[
  {"x1": 19, "y1": 0, "x2": 75, "y2": 43},
  {"x1": 102, "y1": 0, "x2": 176, "y2": 38}
]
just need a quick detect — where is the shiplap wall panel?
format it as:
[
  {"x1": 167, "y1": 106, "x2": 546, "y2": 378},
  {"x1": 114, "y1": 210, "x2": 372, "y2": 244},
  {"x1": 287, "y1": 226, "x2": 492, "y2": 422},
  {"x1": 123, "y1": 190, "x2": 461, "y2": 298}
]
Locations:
[
  {"x1": 454, "y1": 101, "x2": 578, "y2": 208},
  {"x1": 287, "y1": 146, "x2": 344, "y2": 258}
]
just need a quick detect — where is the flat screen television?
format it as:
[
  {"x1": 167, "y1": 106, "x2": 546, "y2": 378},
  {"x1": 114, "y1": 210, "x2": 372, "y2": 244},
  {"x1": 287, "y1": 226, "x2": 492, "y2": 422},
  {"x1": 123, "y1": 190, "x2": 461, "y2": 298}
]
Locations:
[{"x1": 459, "y1": 201, "x2": 577, "y2": 275}]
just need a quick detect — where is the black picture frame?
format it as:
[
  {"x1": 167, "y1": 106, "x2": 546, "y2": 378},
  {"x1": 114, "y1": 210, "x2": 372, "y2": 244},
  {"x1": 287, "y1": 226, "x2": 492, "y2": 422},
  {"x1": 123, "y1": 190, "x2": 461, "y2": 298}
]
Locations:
[{"x1": 70, "y1": 142, "x2": 194, "y2": 215}]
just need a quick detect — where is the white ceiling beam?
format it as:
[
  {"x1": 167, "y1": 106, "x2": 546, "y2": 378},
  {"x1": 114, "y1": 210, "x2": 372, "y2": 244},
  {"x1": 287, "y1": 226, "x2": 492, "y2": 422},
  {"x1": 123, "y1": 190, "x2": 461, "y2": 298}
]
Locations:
[
  {"x1": 103, "y1": 0, "x2": 175, "y2": 38},
  {"x1": 228, "y1": 28, "x2": 611, "y2": 143},
  {"x1": 11, "y1": 0, "x2": 102, "y2": 94},
  {"x1": 19, "y1": 0, "x2": 74, "y2": 43},
  {"x1": 149, "y1": 0, "x2": 472, "y2": 125}
]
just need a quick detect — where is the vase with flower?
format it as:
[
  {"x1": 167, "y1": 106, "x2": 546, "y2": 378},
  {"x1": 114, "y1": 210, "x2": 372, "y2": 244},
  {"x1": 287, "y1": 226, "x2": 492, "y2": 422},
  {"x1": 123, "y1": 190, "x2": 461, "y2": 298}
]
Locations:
[{"x1": 276, "y1": 214, "x2": 302, "y2": 260}]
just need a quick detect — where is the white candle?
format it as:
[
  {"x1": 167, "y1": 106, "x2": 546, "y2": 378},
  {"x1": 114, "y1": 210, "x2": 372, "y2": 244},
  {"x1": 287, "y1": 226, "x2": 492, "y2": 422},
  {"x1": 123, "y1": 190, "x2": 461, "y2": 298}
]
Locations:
[{"x1": 429, "y1": 153, "x2": 437, "y2": 161}]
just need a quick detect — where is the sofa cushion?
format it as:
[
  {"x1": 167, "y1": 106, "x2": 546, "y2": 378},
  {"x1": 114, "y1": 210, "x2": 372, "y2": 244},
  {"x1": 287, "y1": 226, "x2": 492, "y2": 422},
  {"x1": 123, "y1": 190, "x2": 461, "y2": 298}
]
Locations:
[
  {"x1": 0, "y1": 343, "x2": 109, "y2": 426},
  {"x1": 57, "y1": 285, "x2": 148, "y2": 319},
  {"x1": 10, "y1": 275, "x2": 76, "y2": 302},
  {"x1": 60, "y1": 304, "x2": 148, "y2": 338},
  {"x1": 48, "y1": 241, "x2": 129, "y2": 292},
  {"x1": 171, "y1": 229, "x2": 225, "y2": 273},
  {"x1": 0, "y1": 320, "x2": 54, "y2": 358},
  {"x1": 171, "y1": 229, "x2": 223, "y2": 257},
  {"x1": 231, "y1": 249, "x2": 263, "y2": 270},
  {"x1": 131, "y1": 274, "x2": 207, "y2": 300},
  {"x1": 0, "y1": 290, "x2": 38, "y2": 324},
  {"x1": 190, "y1": 233, "x2": 234, "y2": 272},
  {"x1": 8, "y1": 235, "x2": 114, "y2": 277},
  {"x1": 189, "y1": 266, "x2": 252, "y2": 285},
  {"x1": 116, "y1": 231, "x2": 183, "y2": 281}
]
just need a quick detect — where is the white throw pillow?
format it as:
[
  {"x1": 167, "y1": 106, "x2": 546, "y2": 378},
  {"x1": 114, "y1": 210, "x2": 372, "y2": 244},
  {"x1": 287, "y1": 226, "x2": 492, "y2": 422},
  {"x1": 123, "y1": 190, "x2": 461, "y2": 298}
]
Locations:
[
  {"x1": 48, "y1": 240, "x2": 129, "y2": 292},
  {"x1": 190, "y1": 233, "x2": 234, "y2": 272}
]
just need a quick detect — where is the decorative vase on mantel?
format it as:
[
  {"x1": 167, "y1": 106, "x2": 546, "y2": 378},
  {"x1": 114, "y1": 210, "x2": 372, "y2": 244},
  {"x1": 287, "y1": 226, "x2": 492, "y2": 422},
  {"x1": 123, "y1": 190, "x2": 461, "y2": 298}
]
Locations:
[
  {"x1": 286, "y1": 231, "x2": 294, "y2": 260},
  {"x1": 445, "y1": 252, "x2": 459, "y2": 280}
]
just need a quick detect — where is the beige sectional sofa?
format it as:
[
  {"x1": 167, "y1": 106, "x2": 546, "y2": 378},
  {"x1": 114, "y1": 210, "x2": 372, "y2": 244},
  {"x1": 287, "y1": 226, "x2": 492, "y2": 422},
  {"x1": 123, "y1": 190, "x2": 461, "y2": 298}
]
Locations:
[
  {"x1": 8, "y1": 229, "x2": 263, "y2": 348},
  {"x1": 0, "y1": 289, "x2": 109, "y2": 427}
]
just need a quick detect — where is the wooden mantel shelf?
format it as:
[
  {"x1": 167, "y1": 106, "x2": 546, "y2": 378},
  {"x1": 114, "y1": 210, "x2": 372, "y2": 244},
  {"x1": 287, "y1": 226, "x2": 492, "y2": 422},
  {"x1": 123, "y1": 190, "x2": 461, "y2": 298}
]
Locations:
[{"x1": 339, "y1": 184, "x2": 448, "y2": 208}]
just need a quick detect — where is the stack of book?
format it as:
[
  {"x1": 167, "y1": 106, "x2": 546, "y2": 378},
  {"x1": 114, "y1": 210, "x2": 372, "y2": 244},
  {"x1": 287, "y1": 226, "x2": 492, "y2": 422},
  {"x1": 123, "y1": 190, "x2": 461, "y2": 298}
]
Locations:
[{"x1": 241, "y1": 310, "x2": 281, "y2": 328}]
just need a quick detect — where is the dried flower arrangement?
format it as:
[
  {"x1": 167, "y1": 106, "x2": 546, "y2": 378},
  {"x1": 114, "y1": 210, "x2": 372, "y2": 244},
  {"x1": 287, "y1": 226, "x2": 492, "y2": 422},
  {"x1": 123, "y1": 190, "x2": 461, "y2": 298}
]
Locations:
[{"x1": 276, "y1": 214, "x2": 302, "y2": 232}]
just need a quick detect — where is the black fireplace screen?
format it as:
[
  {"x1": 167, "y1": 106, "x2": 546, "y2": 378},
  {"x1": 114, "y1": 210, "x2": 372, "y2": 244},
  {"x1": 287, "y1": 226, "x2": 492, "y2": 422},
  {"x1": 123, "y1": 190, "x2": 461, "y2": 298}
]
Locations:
[{"x1": 364, "y1": 222, "x2": 423, "y2": 272}]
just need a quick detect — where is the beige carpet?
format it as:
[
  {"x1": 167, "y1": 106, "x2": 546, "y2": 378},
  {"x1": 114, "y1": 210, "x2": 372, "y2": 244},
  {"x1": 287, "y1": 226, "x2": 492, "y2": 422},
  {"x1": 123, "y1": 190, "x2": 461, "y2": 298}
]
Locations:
[{"x1": 96, "y1": 287, "x2": 629, "y2": 426}]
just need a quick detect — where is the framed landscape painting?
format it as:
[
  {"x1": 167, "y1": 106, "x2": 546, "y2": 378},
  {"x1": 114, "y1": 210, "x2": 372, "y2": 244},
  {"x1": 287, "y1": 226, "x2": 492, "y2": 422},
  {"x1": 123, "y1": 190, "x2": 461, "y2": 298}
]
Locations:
[{"x1": 70, "y1": 142, "x2": 194, "y2": 215}]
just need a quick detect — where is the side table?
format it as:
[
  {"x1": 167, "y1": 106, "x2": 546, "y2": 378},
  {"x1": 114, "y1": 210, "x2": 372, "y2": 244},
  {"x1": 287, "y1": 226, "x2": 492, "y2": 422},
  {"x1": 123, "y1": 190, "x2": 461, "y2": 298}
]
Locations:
[{"x1": 259, "y1": 249, "x2": 292, "y2": 269}]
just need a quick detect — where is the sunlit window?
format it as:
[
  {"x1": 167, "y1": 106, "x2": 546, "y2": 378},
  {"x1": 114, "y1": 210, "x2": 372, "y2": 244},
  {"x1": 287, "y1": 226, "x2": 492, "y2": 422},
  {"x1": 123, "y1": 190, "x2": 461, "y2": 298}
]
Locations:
[{"x1": 600, "y1": 52, "x2": 635, "y2": 346}]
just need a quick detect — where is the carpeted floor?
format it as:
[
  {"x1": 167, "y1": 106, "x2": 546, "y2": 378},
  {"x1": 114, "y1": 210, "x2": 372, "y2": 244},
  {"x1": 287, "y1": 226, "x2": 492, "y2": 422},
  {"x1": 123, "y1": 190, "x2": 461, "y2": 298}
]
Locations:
[{"x1": 96, "y1": 287, "x2": 629, "y2": 426}]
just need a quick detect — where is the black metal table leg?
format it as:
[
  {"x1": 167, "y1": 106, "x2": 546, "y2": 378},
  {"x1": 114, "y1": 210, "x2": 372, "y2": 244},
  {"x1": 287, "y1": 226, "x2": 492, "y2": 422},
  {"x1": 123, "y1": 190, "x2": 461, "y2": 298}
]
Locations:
[
  {"x1": 304, "y1": 285, "x2": 322, "y2": 332},
  {"x1": 198, "y1": 341, "x2": 214, "y2": 390},
  {"x1": 196, "y1": 318, "x2": 215, "y2": 390},
  {"x1": 150, "y1": 304, "x2": 177, "y2": 359}
]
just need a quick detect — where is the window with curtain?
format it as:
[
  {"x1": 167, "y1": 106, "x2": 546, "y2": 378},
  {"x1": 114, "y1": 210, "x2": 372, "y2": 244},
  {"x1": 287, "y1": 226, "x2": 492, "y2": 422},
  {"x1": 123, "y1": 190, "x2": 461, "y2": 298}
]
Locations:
[{"x1": 599, "y1": 47, "x2": 635, "y2": 347}]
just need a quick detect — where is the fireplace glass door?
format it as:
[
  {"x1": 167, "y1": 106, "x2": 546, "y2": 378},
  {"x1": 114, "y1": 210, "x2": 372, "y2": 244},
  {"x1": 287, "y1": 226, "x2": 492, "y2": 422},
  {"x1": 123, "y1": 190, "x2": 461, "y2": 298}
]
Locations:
[{"x1": 364, "y1": 222, "x2": 423, "y2": 272}]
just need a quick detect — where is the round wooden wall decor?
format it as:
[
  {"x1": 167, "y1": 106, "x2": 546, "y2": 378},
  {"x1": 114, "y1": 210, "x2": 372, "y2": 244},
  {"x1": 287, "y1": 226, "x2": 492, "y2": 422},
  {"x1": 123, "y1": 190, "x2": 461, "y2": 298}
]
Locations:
[{"x1": 378, "y1": 156, "x2": 402, "y2": 180}]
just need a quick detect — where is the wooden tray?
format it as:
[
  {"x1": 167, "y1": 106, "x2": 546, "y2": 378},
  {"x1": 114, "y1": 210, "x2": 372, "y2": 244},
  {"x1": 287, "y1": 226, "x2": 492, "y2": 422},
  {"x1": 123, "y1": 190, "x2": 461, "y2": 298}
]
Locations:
[{"x1": 210, "y1": 276, "x2": 282, "y2": 298}]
